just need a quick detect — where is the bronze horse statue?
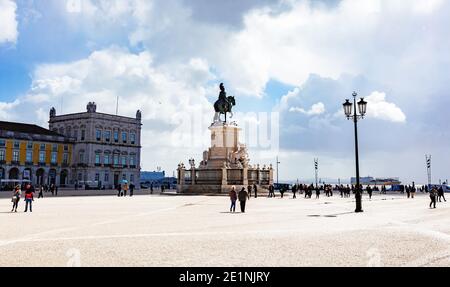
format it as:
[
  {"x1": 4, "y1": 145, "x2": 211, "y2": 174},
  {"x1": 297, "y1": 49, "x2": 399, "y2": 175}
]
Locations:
[{"x1": 213, "y1": 83, "x2": 236, "y2": 122}]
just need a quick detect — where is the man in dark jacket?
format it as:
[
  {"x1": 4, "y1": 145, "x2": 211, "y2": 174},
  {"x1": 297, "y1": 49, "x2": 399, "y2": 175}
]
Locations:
[
  {"x1": 253, "y1": 184, "x2": 258, "y2": 198},
  {"x1": 438, "y1": 186, "x2": 446, "y2": 202},
  {"x1": 238, "y1": 187, "x2": 250, "y2": 213}
]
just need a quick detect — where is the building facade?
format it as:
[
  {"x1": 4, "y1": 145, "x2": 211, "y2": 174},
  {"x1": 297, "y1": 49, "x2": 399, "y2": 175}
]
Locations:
[
  {"x1": 48, "y1": 102, "x2": 142, "y2": 189},
  {"x1": 0, "y1": 121, "x2": 73, "y2": 188}
]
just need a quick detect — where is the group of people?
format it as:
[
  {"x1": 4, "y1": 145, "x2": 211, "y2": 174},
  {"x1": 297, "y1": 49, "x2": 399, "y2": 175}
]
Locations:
[
  {"x1": 429, "y1": 186, "x2": 447, "y2": 209},
  {"x1": 10, "y1": 184, "x2": 36, "y2": 213},
  {"x1": 116, "y1": 183, "x2": 135, "y2": 197},
  {"x1": 228, "y1": 186, "x2": 250, "y2": 213},
  {"x1": 36, "y1": 184, "x2": 58, "y2": 198}
]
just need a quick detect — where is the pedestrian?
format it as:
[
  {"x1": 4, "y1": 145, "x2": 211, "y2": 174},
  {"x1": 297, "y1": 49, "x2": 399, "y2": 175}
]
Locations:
[
  {"x1": 150, "y1": 182, "x2": 154, "y2": 194},
  {"x1": 280, "y1": 186, "x2": 285, "y2": 198},
  {"x1": 229, "y1": 186, "x2": 237, "y2": 213},
  {"x1": 238, "y1": 187, "x2": 249, "y2": 213},
  {"x1": 292, "y1": 184, "x2": 297, "y2": 199},
  {"x1": 253, "y1": 184, "x2": 258, "y2": 198},
  {"x1": 123, "y1": 183, "x2": 128, "y2": 197},
  {"x1": 406, "y1": 185, "x2": 410, "y2": 198},
  {"x1": 117, "y1": 184, "x2": 122, "y2": 197},
  {"x1": 11, "y1": 185, "x2": 21, "y2": 213},
  {"x1": 129, "y1": 183, "x2": 135, "y2": 197},
  {"x1": 438, "y1": 186, "x2": 446, "y2": 202},
  {"x1": 411, "y1": 185, "x2": 416, "y2": 199},
  {"x1": 55, "y1": 185, "x2": 58, "y2": 197},
  {"x1": 247, "y1": 184, "x2": 252, "y2": 199},
  {"x1": 50, "y1": 184, "x2": 55, "y2": 196},
  {"x1": 24, "y1": 184, "x2": 34, "y2": 213},
  {"x1": 430, "y1": 188, "x2": 437, "y2": 209},
  {"x1": 367, "y1": 185, "x2": 373, "y2": 200},
  {"x1": 268, "y1": 184, "x2": 275, "y2": 198},
  {"x1": 315, "y1": 187, "x2": 320, "y2": 199},
  {"x1": 38, "y1": 185, "x2": 44, "y2": 199}
]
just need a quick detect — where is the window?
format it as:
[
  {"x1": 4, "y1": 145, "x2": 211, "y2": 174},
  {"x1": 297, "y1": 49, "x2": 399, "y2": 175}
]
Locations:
[
  {"x1": 0, "y1": 140, "x2": 5, "y2": 147},
  {"x1": 40, "y1": 144, "x2": 46, "y2": 151},
  {"x1": 14, "y1": 141, "x2": 20, "y2": 149},
  {"x1": 0, "y1": 149, "x2": 5, "y2": 161},
  {"x1": 27, "y1": 142, "x2": 33, "y2": 149},
  {"x1": 113, "y1": 154, "x2": 119, "y2": 165},
  {"x1": 96, "y1": 129, "x2": 102, "y2": 141},
  {"x1": 130, "y1": 133, "x2": 136, "y2": 144},
  {"x1": 95, "y1": 173, "x2": 100, "y2": 181},
  {"x1": 122, "y1": 132, "x2": 127, "y2": 143},
  {"x1": 79, "y1": 152, "x2": 85, "y2": 163},
  {"x1": 52, "y1": 144, "x2": 58, "y2": 152},
  {"x1": 64, "y1": 145, "x2": 68, "y2": 151},
  {"x1": 63, "y1": 153, "x2": 69, "y2": 164},
  {"x1": 113, "y1": 131, "x2": 119, "y2": 142},
  {"x1": 122, "y1": 174, "x2": 126, "y2": 180},
  {"x1": 121, "y1": 156, "x2": 127, "y2": 166},
  {"x1": 74, "y1": 130, "x2": 78, "y2": 140},
  {"x1": 130, "y1": 155, "x2": 136, "y2": 166},
  {"x1": 39, "y1": 151, "x2": 46, "y2": 163},
  {"x1": 51, "y1": 152, "x2": 57, "y2": 164},
  {"x1": 103, "y1": 154, "x2": 110, "y2": 165},
  {"x1": 130, "y1": 174, "x2": 134, "y2": 183},
  {"x1": 81, "y1": 130, "x2": 85, "y2": 141},
  {"x1": 26, "y1": 150, "x2": 33, "y2": 162},
  {"x1": 104, "y1": 173, "x2": 109, "y2": 182},
  {"x1": 95, "y1": 153, "x2": 101, "y2": 165},
  {"x1": 13, "y1": 150, "x2": 19, "y2": 162},
  {"x1": 104, "y1": 131, "x2": 111, "y2": 142},
  {"x1": 78, "y1": 173, "x2": 82, "y2": 181}
]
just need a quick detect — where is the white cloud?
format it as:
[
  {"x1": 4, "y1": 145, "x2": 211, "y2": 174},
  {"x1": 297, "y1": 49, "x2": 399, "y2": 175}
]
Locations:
[
  {"x1": 0, "y1": 0, "x2": 18, "y2": 44},
  {"x1": 365, "y1": 91, "x2": 406, "y2": 123},
  {"x1": 290, "y1": 102, "x2": 325, "y2": 116},
  {"x1": 0, "y1": 99, "x2": 21, "y2": 120}
]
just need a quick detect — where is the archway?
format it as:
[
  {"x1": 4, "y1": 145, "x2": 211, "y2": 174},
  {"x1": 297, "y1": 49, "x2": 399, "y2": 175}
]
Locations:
[
  {"x1": 23, "y1": 168, "x2": 32, "y2": 182},
  {"x1": 8, "y1": 168, "x2": 19, "y2": 180},
  {"x1": 49, "y1": 169, "x2": 57, "y2": 185},
  {"x1": 0, "y1": 167, "x2": 4, "y2": 180},
  {"x1": 36, "y1": 168, "x2": 45, "y2": 186},
  {"x1": 60, "y1": 169, "x2": 68, "y2": 187}
]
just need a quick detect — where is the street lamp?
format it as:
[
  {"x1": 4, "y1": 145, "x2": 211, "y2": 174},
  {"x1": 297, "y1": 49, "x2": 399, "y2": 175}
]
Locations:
[{"x1": 343, "y1": 92, "x2": 367, "y2": 213}]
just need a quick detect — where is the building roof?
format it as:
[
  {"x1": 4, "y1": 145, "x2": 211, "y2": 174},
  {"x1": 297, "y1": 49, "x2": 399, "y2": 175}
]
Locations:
[{"x1": 0, "y1": 121, "x2": 62, "y2": 137}]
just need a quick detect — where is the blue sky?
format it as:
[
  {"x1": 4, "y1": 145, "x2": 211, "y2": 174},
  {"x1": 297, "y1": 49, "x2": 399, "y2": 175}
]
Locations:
[{"x1": 1, "y1": 0, "x2": 450, "y2": 183}]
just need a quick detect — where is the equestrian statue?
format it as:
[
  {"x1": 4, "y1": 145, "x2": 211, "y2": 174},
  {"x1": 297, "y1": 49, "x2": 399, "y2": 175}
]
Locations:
[{"x1": 213, "y1": 83, "x2": 236, "y2": 123}]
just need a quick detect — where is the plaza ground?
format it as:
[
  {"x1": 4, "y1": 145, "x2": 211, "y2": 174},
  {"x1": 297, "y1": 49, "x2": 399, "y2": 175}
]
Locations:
[{"x1": 0, "y1": 192, "x2": 449, "y2": 267}]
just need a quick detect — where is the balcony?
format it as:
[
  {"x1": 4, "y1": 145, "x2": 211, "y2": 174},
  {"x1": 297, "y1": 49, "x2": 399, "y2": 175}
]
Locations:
[
  {"x1": 38, "y1": 162, "x2": 46, "y2": 167},
  {"x1": 11, "y1": 161, "x2": 20, "y2": 166},
  {"x1": 50, "y1": 162, "x2": 58, "y2": 167},
  {"x1": 25, "y1": 161, "x2": 34, "y2": 166}
]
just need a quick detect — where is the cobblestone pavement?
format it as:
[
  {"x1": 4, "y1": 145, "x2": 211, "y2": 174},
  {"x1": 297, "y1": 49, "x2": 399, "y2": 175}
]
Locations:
[{"x1": 0, "y1": 193, "x2": 449, "y2": 266}]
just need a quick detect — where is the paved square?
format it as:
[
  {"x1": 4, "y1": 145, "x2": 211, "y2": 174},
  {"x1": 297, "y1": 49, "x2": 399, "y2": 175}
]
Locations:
[{"x1": 0, "y1": 193, "x2": 449, "y2": 267}]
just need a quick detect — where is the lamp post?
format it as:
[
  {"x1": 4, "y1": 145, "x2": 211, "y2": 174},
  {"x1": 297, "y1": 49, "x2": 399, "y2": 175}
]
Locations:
[{"x1": 343, "y1": 92, "x2": 367, "y2": 213}]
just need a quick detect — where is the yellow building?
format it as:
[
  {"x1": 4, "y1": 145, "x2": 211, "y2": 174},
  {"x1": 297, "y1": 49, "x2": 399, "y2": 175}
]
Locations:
[{"x1": 0, "y1": 121, "x2": 73, "y2": 189}]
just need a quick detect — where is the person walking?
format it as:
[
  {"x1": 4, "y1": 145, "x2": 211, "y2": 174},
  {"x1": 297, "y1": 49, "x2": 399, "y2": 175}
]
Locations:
[
  {"x1": 268, "y1": 184, "x2": 275, "y2": 198},
  {"x1": 253, "y1": 184, "x2": 258, "y2": 198},
  {"x1": 247, "y1": 184, "x2": 252, "y2": 199},
  {"x1": 38, "y1": 185, "x2": 44, "y2": 199},
  {"x1": 11, "y1": 185, "x2": 21, "y2": 213},
  {"x1": 411, "y1": 185, "x2": 416, "y2": 199},
  {"x1": 367, "y1": 185, "x2": 373, "y2": 200},
  {"x1": 50, "y1": 184, "x2": 55, "y2": 196},
  {"x1": 123, "y1": 183, "x2": 128, "y2": 197},
  {"x1": 292, "y1": 184, "x2": 297, "y2": 199},
  {"x1": 438, "y1": 186, "x2": 446, "y2": 202},
  {"x1": 117, "y1": 184, "x2": 122, "y2": 197},
  {"x1": 150, "y1": 182, "x2": 154, "y2": 194},
  {"x1": 129, "y1": 183, "x2": 135, "y2": 197},
  {"x1": 55, "y1": 185, "x2": 58, "y2": 197},
  {"x1": 238, "y1": 187, "x2": 249, "y2": 213},
  {"x1": 430, "y1": 187, "x2": 437, "y2": 209},
  {"x1": 280, "y1": 186, "x2": 285, "y2": 198},
  {"x1": 229, "y1": 186, "x2": 237, "y2": 213},
  {"x1": 315, "y1": 186, "x2": 320, "y2": 199},
  {"x1": 24, "y1": 184, "x2": 34, "y2": 213}
]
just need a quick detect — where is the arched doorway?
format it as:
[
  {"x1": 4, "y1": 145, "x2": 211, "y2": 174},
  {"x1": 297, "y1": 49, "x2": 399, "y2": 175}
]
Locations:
[
  {"x1": 49, "y1": 169, "x2": 57, "y2": 185},
  {"x1": 23, "y1": 168, "x2": 32, "y2": 182},
  {"x1": 36, "y1": 168, "x2": 45, "y2": 186},
  {"x1": 60, "y1": 169, "x2": 68, "y2": 187},
  {"x1": 0, "y1": 167, "x2": 5, "y2": 180},
  {"x1": 8, "y1": 168, "x2": 19, "y2": 180}
]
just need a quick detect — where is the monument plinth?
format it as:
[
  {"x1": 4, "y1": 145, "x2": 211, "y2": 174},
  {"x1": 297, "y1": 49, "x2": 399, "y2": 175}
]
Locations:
[{"x1": 177, "y1": 84, "x2": 273, "y2": 194}]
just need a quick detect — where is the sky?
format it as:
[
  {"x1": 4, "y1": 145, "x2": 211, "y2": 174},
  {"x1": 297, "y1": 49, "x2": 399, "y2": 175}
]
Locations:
[{"x1": 0, "y1": 0, "x2": 449, "y2": 184}]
